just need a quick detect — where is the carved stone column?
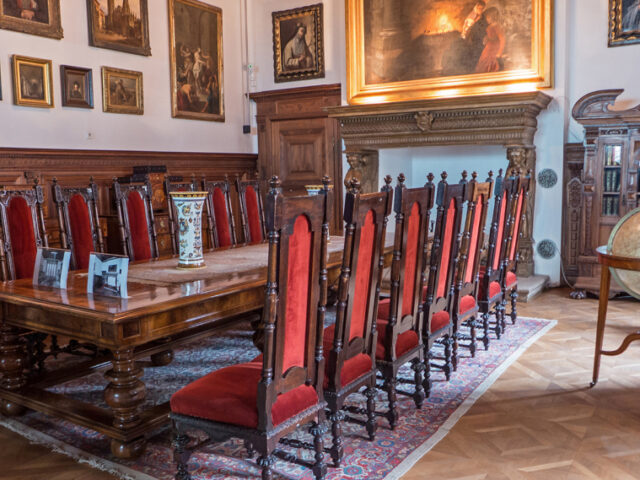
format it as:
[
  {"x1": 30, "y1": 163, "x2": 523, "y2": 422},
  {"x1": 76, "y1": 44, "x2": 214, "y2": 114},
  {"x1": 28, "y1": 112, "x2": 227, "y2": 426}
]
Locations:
[
  {"x1": 506, "y1": 146, "x2": 536, "y2": 277},
  {"x1": 344, "y1": 150, "x2": 379, "y2": 194}
]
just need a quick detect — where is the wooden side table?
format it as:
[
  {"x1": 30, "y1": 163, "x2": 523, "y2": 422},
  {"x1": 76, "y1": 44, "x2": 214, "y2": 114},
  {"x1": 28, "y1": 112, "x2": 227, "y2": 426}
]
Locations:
[{"x1": 591, "y1": 245, "x2": 640, "y2": 387}]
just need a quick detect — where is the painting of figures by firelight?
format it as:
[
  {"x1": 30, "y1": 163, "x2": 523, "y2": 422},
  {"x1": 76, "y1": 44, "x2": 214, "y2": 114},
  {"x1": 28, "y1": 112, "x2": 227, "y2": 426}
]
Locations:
[
  {"x1": 363, "y1": 0, "x2": 532, "y2": 84},
  {"x1": 87, "y1": 0, "x2": 151, "y2": 56},
  {"x1": 169, "y1": 0, "x2": 224, "y2": 122},
  {"x1": 2, "y1": 0, "x2": 49, "y2": 23},
  {"x1": 0, "y1": 0, "x2": 62, "y2": 38}
]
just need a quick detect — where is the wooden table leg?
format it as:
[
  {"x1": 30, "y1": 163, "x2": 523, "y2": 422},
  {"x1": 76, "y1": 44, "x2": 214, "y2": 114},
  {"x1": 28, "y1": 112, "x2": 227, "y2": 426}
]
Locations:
[
  {"x1": 0, "y1": 322, "x2": 28, "y2": 416},
  {"x1": 591, "y1": 266, "x2": 611, "y2": 388},
  {"x1": 104, "y1": 348, "x2": 147, "y2": 458}
]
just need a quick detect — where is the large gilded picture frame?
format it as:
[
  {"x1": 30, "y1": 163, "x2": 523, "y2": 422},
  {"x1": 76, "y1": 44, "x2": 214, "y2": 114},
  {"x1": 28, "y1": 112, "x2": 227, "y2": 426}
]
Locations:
[
  {"x1": 86, "y1": 0, "x2": 151, "y2": 56},
  {"x1": 609, "y1": 0, "x2": 640, "y2": 47},
  {"x1": 168, "y1": 0, "x2": 224, "y2": 122},
  {"x1": 101, "y1": 66, "x2": 143, "y2": 115},
  {"x1": 12, "y1": 55, "x2": 54, "y2": 108},
  {"x1": 346, "y1": 0, "x2": 553, "y2": 104},
  {"x1": 0, "y1": 0, "x2": 63, "y2": 39}
]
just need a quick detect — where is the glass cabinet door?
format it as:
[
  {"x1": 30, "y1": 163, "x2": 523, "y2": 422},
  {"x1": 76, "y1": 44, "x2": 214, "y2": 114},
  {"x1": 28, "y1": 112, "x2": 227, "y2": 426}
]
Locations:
[{"x1": 602, "y1": 144, "x2": 622, "y2": 216}]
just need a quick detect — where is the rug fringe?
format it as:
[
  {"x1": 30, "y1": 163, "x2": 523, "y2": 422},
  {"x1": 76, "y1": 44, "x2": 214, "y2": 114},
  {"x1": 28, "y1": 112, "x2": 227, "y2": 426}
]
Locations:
[
  {"x1": 384, "y1": 317, "x2": 557, "y2": 480},
  {"x1": 0, "y1": 417, "x2": 156, "y2": 480}
]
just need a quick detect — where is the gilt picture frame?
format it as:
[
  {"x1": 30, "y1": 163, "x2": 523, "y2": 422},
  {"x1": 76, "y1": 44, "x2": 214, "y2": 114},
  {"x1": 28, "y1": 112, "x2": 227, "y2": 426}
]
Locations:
[
  {"x1": 168, "y1": 0, "x2": 224, "y2": 122},
  {"x1": 272, "y1": 3, "x2": 325, "y2": 83},
  {"x1": 0, "y1": 0, "x2": 63, "y2": 39},
  {"x1": 609, "y1": 0, "x2": 640, "y2": 46},
  {"x1": 101, "y1": 66, "x2": 143, "y2": 115},
  {"x1": 12, "y1": 55, "x2": 54, "y2": 108},
  {"x1": 86, "y1": 0, "x2": 151, "y2": 56},
  {"x1": 345, "y1": 0, "x2": 552, "y2": 104},
  {"x1": 61, "y1": 65, "x2": 93, "y2": 109}
]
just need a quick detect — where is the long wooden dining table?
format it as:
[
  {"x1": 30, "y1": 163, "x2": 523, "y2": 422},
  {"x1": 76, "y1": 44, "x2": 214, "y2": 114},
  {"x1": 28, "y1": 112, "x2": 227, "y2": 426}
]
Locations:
[{"x1": 0, "y1": 236, "x2": 394, "y2": 458}]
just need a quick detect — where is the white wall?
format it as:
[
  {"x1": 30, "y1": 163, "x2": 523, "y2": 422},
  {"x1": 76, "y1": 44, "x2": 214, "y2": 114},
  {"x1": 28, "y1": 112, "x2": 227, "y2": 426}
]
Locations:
[{"x1": 0, "y1": 0, "x2": 253, "y2": 153}]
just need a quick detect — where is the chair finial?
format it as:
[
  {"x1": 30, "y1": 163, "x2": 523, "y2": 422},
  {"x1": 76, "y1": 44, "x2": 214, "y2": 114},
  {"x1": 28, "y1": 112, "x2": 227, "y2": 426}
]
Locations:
[
  {"x1": 322, "y1": 175, "x2": 331, "y2": 189},
  {"x1": 384, "y1": 174, "x2": 393, "y2": 187},
  {"x1": 441, "y1": 171, "x2": 448, "y2": 181},
  {"x1": 471, "y1": 171, "x2": 478, "y2": 181},
  {"x1": 461, "y1": 170, "x2": 468, "y2": 182},
  {"x1": 348, "y1": 177, "x2": 361, "y2": 194},
  {"x1": 269, "y1": 176, "x2": 281, "y2": 191},
  {"x1": 527, "y1": 168, "x2": 533, "y2": 176},
  {"x1": 498, "y1": 168, "x2": 503, "y2": 177},
  {"x1": 33, "y1": 177, "x2": 39, "y2": 186},
  {"x1": 52, "y1": 177, "x2": 58, "y2": 185},
  {"x1": 488, "y1": 170, "x2": 494, "y2": 179},
  {"x1": 398, "y1": 173, "x2": 406, "y2": 185}
]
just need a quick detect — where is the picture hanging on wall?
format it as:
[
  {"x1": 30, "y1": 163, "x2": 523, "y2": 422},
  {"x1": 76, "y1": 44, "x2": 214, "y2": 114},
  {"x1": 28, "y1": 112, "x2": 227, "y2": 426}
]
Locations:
[
  {"x1": 61, "y1": 65, "x2": 93, "y2": 109},
  {"x1": 272, "y1": 3, "x2": 325, "y2": 83},
  {"x1": 344, "y1": 0, "x2": 552, "y2": 104},
  {"x1": 0, "y1": 0, "x2": 63, "y2": 39},
  {"x1": 101, "y1": 66, "x2": 143, "y2": 115},
  {"x1": 609, "y1": 0, "x2": 640, "y2": 46},
  {"x1": 86, "y1": 0, "x2": 151, "y2": 56},
  {"x1": 168, "y1": 0, "x2": 224, "y2": 122},
  {"x1": 12, "y1": 54, "x2": 54, "y2": 108}
]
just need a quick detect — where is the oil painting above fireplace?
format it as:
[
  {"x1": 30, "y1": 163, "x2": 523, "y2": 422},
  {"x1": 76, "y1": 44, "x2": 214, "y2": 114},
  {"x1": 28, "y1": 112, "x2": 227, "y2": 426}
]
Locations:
[{"x1": 346, "y1": 0, "x2": 552, "y2": 104}]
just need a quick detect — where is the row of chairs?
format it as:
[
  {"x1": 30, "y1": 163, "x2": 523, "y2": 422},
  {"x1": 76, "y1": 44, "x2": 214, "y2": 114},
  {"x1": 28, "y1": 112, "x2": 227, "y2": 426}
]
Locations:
[
  {"x1": 169, "y1": 169, "x2": 530, "y2": 480},
  {"x1": 0, "y1": 174, "x2": 266, "y2": 281}
]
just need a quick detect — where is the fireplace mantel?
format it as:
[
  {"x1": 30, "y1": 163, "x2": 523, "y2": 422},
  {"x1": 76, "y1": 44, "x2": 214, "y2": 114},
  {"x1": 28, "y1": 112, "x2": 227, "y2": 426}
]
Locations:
[{"x1": 326, "y1": 91, "x2": 553, "y2": 277}]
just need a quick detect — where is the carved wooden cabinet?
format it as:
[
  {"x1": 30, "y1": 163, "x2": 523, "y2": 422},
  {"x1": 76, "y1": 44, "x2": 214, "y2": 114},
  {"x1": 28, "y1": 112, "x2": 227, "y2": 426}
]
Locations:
[
  {"x1": 567, "y1": 90, "x2": 640, "y2": 294},
  {"x1": 250, "y1": 84, "x2": 343, "y2": 233}
]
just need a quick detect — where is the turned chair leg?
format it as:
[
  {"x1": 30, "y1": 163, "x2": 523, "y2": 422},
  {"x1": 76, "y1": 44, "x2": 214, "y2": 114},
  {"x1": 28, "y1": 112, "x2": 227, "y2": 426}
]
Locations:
[
  {"x1": 172, "y1": 430, "x2": 193, "y2": 480},
  {"x1": 383, "y1": 376, "x2": 398, "y2": 430},
  {"x1": 443, "y1": 335, "x2": 453, "y2": 381},
  {"x1": 411, "y1": 359, "x2": 426, "y2": 409},
  {"x1": 481, "y1": 311, "x2": 490, "y2": 350},
  {"x1": 365, "y1": 381, "x2": 377, "y2": 440},
  {"x1": 257, "y1": 453, "x2": 276, "y2": 480},
  {"x1": 510, "y1": 289, "x2": 518, "y2": 324},
  {"x1": 494, "y1": 304, "x2": 503, "y2": 339},
  {"x1": 310, "y1": 421, "x2": 327, "y2": 480},
  {"x1": 423, "y1": 349, "x2": 432, "y2": 398},
  {"x1": 452, "y1": 330, "x2": 459, "y2": 372},
  {"x1": 469, "y1": 317, "x2": 477, "y2": 357},
  {"x1": 328, "y1": 409, "x2": 344, "y2": 467}
]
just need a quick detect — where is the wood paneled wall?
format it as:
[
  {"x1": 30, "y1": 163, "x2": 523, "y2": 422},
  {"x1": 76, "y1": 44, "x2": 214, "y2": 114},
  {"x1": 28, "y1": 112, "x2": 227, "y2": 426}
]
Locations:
[{"x1": 0, "y1": 148, "x2": 257, "y2": 256}]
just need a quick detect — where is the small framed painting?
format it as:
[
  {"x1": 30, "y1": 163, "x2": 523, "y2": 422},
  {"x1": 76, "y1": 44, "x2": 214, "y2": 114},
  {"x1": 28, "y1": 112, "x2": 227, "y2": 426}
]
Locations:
[
  {"x1": 12, "y1": 54, "x2": 54, "y2": 108},
  {"x1": 609, "y1": 0, "x2": 640, "y2": 46},
  {"x1": 168, "y1": 0, "x2": 224, "y2": 121},
  {"x1": 33, "y1": 247, "x2": 71, "y2": 289},
  {"x1": 87, "y1": 252, "x2": 129, "y2": 298},
  {"x1": 0, "y1": 0, "x2": 63, "y2": 39},
  {"x1": 86, "y1": 0, "x2": 151, "y2": 56},
  {"x1": 101, "y1": 66, "x2": 143, "y2": 115},
  {"x1": 272, "y1": 3, "x2": 325, "y2": 83},
  {"x1": 61, "y1": 65, "x2": 93, "y2": 109}
]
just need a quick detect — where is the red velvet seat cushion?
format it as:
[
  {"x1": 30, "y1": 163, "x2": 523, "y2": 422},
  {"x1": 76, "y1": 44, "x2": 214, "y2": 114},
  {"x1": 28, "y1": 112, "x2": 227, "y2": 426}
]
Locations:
[
  {"x1": 245, "y1": 185, "x2": 263, "y2": 244},
  {"x1": 7, "y1": 196, "x2": 37, "y2": 280},
  {"x1": 431, "y1": 310, "x2": 450, "y2": 332},
  {"x1": 68, "y1": 194, "x2": 94, "y2": 270},
  {"x1": 126, "y1": 191, "x2": 152, "y2": 261},
  {"x1": 459, "y1": 295, "x2": 477, "y2": 315},
  {"x1": 170, "y1": 361, "x2": 318, "y2": 429},
  {"x1": 322, "y1": 325, "x2": 373, "y2": 389},
  {"x1": 212, "y1": 187, "x2": 232, "y2": 247},
  {"x1": 376, "y1": 320, "x2": 419, "y2": 360},
  {"x1": 479, "y1": 281, "x2": 502, "y2": 300},
  {"x1": 506, "y1": 271, "x2": 517, "y2": 287}
]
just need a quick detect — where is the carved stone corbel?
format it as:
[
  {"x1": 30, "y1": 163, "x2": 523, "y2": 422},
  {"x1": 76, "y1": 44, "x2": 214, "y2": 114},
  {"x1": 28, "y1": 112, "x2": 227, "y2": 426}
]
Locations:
[{"x1": 344, "y1": 150, "x2": 379, "y2": 194}]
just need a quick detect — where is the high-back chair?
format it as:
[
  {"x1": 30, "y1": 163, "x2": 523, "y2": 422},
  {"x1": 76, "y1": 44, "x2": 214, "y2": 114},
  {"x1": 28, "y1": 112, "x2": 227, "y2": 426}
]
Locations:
[
  {"x1": 202, "y1": 175, "x2": 238, "y2": 249},
  {"x1": 163, "y1": 174, "x2": 198, "y2": 255},
  {"x1": 237, "y1": 173, "x2": 266, "y2": 244},
  {"x1": 323, "y1": 176, "x2": 392, "y2": 466},
  {"x1": 52, "y1": 178, "x2": 104, "y2": 270},
  {"x1": 477, "y1": 169, "x2": 510, "y2": 344},
  {"x1": 503, "y1": 169, "x2": 532, "y2": 325},
  {"x1": 454, "y1": 172, "x2": 493, "y2": 357},
  {"x1": 422, "y1": 172, "x2": 467, "y2": 382},
  {"x1": 113, "y1": 176, "x2": 159, "y2": 262},
  {"x1": 375, "y1": 173, "x2": 434, "y2": 429},
  {"x1": 170, "y1": 176, "x2": 331, "y2": 480},
  {"x1": 0, "y1": 180, "x2": 48, "y2": 281}
]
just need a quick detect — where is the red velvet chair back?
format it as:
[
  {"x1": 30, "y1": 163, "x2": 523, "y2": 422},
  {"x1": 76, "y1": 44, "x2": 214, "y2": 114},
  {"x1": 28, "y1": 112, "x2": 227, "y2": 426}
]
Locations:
[
  {"x1": 480, "y1": 169, "x2": 510, "y2": 288},
  {"x1": 0, "y1": 182, "x2": 48, "y2": 281},
  {"x1": 257, "y1": 176, "x2": 331, "y2": 430},
  {"x1": 53, "y1": 178, "x2": 104, "y2": 270},
  {"x1": 237, "y1": 175, "x2": 266, "y2": 244},
  {"x1": 423, "y1": 172, "x2": 467, "y2": 330},
  {"x1": 325, "y1": 177, "x2": 393, "y2": 391},
  {"x1": 504, "y1": 170, "x2": 531, "y2": 275},
  {"x1": 164, "y1": 174, "x2": 199, "y2": 255},
  {"x1": 456, "y1": 172, "x2": 493, "y2": 303},
  {"x1": 202, "y1": 176, "x2": 237, "y2": 249},
  {"x1": 380, "y1": 173, "x2": 434, "y2": 362},
  {"x1": 113, "y1": 176, "x2": 159, "y2": 262}
]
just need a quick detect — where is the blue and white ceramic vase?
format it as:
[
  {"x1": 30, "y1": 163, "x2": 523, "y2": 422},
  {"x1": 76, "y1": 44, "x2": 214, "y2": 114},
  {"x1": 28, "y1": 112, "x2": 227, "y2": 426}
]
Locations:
[{"x1": 170, "y1": 192, "x2": 208, "y2": 269}]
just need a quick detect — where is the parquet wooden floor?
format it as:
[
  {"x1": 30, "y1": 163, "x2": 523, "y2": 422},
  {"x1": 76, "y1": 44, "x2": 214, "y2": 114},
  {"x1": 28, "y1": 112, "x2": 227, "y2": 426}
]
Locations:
[{"x1": 0, "y1": 288, "x2": 639, "y2": 479}]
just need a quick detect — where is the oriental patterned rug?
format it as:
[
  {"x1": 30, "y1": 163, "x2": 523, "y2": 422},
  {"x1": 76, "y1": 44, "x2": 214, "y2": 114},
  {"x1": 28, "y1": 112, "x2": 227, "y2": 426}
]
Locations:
[{"x1": 0, "y1": 314, "x2": 555, "y2": 480}]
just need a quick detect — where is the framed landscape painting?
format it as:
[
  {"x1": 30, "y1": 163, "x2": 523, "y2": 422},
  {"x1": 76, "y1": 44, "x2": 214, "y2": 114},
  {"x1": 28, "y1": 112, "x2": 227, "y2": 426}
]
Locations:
[
  {"x1": 12, "y1": 55, "x2": 54, "y2": 108},
  {"x1": 345, "y1": 0, "x2": 552, "y2": 104},
  {"x1": 0, "y1": 0, "x2": 63, "y2": 39},
  {"x1": 272, "y1": 3, "x2": 325, "y2": 83},
  {"x1": 609, "y1": 0, "x2": 640, "y2": 46},
  {"x1": 168, "y1": 0, "x2": 224, "y2": 122},
  {"x1": 87, "y1": 0, "x2": 151, "y2": 56},
  {"x1": 101, "y1": 66, "x2": 143, "y2": 115}
]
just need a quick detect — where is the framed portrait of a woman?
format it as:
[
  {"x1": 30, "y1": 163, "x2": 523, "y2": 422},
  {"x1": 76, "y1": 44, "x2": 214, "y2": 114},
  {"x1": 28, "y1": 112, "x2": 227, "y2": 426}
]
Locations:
[
  {"x1": 345, "y1": 0, "x2": 552, "y2": 104},
  {"x1": 0, "y1": 0, "x2": 63, "y2": 39}
]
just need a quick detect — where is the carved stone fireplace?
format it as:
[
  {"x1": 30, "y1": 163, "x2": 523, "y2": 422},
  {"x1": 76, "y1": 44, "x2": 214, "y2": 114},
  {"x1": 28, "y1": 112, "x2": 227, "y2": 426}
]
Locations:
[{"x1": 326, "y1": 91, "x2": 552, "y2": 277}]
